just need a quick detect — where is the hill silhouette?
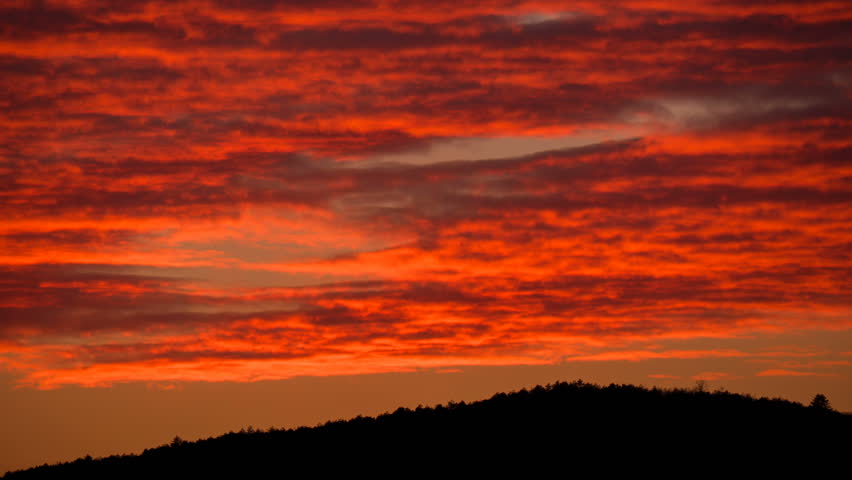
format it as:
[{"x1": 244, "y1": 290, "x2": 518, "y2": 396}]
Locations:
[{"x1": 5, "y1": 380, "x2": 849, "y2": 477}]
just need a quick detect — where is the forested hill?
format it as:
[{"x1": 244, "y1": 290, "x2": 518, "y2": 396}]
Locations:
[{"x1": 5, "y1": 380, "x2": 849, "y2": 478}]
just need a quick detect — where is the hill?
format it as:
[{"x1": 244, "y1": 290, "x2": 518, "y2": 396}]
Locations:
[{"x1": 5, "y1": 380, "x2": 849, "y2": 477}]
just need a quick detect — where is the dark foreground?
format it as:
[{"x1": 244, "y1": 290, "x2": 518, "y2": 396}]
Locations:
[{"x1": 5, "y1": 380, "x2": 849, "y2": 477}]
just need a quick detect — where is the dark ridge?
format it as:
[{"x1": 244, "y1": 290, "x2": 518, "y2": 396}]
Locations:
[{"x1": 5, "y1": 380, "x2": 849, "y2": 477}]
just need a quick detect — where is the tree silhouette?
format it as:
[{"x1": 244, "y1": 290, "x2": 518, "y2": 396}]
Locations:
[
  {"x1": 4, "y1": 380, "x2": 850, "y2": 479},
  {"x1": 809, "y1": 393, "x2": 834, "y2": 411}
]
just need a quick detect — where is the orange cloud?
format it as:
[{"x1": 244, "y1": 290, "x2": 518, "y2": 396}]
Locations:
[
  {"x1": 755, "y1": 369, "x2": 839, "y2": 378},
  {"x1": 2, "y1": 0, "x2": 850, "y2": 387}
]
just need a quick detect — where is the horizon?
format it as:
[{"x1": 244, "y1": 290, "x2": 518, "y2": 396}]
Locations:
[
  {"x1": 2, "y1": 0, "x2": 851, "y2": 473},
  {"x1": 6, "y1": 379, "x2": 852, "y2": 475}
]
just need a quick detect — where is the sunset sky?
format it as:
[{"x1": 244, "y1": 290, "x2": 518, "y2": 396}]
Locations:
[{"x1": 2, "y1": 0, "x2": 851, "y2": 472}]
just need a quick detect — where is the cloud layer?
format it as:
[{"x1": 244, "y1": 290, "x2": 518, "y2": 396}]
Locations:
[{"x1": 1, "y1": 0, "x2": 850, "y2": 387}]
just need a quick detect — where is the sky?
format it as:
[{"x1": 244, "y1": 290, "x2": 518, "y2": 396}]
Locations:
[{"x1": 2, "y1": 0, "x2": 851, "y2": 472}]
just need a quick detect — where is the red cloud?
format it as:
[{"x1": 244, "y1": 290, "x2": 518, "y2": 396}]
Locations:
[
  {"x1": 1, "y1": 0, "x2": 850, "y2": 387},
  {"x1": 755, "y1": 369, "x2": 838, "y2": 378}
]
